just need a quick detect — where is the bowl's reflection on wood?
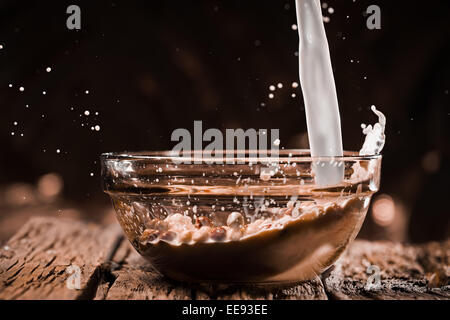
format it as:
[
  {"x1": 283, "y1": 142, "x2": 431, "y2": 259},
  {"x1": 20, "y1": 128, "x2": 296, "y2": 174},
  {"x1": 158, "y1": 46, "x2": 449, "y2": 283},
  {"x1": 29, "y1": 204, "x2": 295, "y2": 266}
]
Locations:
[{"x1": 0, "y1": 217, "x2": 448, "y2": 300}]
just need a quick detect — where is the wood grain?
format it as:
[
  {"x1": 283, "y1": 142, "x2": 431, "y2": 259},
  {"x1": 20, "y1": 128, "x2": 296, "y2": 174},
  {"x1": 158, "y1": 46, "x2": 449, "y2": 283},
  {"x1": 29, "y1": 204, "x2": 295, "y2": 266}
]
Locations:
[
  {"x1": 0, "y1": 217, "x2": 448, "y2": 300},
  {"x1": 0, "y1": 217, "x2": 122, "y2": 299}
]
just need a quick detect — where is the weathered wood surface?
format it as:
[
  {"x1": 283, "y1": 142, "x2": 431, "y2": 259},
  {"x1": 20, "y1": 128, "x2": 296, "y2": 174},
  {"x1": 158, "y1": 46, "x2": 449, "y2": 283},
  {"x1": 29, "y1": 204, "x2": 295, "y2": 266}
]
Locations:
[
  {"x1": 0, "y1": 217, "x2": 448, "y2": 300},
  {"x1": 322, "y1": 241, "x2": 449, "y2": 299}
]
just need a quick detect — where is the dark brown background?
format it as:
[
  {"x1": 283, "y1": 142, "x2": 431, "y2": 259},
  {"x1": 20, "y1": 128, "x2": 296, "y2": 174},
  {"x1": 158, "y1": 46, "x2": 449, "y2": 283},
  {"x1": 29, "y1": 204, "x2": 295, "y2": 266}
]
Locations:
[{"x1": 0, "y1": 0, "x2": 449, "y2": 243}]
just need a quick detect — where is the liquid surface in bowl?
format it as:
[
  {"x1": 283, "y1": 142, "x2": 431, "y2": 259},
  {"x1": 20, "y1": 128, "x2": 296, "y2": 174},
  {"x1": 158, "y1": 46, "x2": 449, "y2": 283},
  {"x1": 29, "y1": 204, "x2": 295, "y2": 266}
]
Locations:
[{"x1": 112, "y1": 189, "x2": 371, "y2": 283}]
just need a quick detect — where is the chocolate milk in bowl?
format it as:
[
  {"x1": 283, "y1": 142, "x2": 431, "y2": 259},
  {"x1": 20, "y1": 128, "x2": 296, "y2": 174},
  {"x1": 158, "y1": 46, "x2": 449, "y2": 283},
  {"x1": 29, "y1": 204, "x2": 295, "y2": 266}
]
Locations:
[{"x1": 102, "y1": 0, "x2": 386, "y2": 284}]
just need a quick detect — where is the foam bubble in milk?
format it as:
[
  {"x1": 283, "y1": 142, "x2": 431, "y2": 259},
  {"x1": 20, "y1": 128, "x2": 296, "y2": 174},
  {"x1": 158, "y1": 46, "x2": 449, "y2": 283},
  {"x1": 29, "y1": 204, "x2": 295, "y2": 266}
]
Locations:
[
  {"x1": 295, "y1": 0, "x2": 343, "y2": 185},
  {"x1": 359, "y1": 105, "x2": 386, "y2": 155}
]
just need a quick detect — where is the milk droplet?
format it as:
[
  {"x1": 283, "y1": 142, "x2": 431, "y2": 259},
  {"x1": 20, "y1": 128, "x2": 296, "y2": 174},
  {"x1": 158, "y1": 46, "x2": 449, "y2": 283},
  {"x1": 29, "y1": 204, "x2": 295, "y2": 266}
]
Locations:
[
  {"x1": 268, "y1": 93, "x2": 274, "y2": 99},
  {"x1": 19, "y1": 87, "x2": 24, "y2": 92},
  {"x1": 273, "y1": 138, "x2": 280, "y2": 146},
  {"x1": 292, "y1": 82, "x2": 299, "y2": 88},
  {"x1": 46, "y1": 67, "x2": 52, "y2": 72},
  {"x1": 277, "y1": 83, "x2": 283, "y2": 89},
  {"x1": 269, "y1": 85, "x2": 276, "y2": 91},
  {"x1": 84, "y1": 110, "x2": 90, "y2": 116},
  {"x1": 94, "y1": 125, "x2": 100, "y2": 131},
  {"x1": 56, "y1": 149, "x2": 61, "y2": 153},
  {"x1": 291, "y1": 24, "x2": 298, "y2": 30}
]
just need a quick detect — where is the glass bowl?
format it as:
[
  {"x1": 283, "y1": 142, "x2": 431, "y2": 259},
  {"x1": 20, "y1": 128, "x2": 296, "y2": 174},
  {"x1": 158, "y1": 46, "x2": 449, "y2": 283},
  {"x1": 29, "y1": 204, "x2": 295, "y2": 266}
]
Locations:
[{"x1": 101, "y1": 150, "x2": 381, "y2": 284}]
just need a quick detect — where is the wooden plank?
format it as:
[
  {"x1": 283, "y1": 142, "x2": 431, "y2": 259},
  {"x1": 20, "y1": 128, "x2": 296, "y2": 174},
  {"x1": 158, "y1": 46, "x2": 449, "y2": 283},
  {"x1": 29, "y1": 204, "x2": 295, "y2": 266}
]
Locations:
[
  {"x1": 321, "y1": 240, "x2": 450, "y2": 300},
  {"x1": 0, "y1": 216, "x2": 122, "y2": 300},
  {"x1": 0, "y1": 217, "x2": 448, "y2": 300},
  {"x1": 193, "y1": 277, "x2": 327, "y2": 300}
]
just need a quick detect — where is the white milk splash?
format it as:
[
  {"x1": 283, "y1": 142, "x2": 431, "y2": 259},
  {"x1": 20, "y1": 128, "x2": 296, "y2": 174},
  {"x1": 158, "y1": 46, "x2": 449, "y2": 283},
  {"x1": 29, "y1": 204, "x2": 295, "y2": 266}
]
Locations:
[
  {"x1": 359, "y1": 105, "x2": 386, "y2": 156},
  {"x1": 295, "y1": 0, "x2": 343, "y2": 185}
]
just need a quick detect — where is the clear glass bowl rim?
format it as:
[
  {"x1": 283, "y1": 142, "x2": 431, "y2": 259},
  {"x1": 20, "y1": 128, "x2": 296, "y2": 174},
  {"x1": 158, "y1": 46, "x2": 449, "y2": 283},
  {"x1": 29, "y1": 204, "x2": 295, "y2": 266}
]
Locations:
[{"x1": 101, "y1": 149, "x2": 381, "y2": 163}]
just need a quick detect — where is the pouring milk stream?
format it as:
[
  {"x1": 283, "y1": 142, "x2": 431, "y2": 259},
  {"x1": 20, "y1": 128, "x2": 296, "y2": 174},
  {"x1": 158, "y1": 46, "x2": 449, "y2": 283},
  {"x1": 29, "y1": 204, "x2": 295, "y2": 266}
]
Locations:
[{"x1": 294, "y1": 0, "x2": 386, "y2": 185}]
